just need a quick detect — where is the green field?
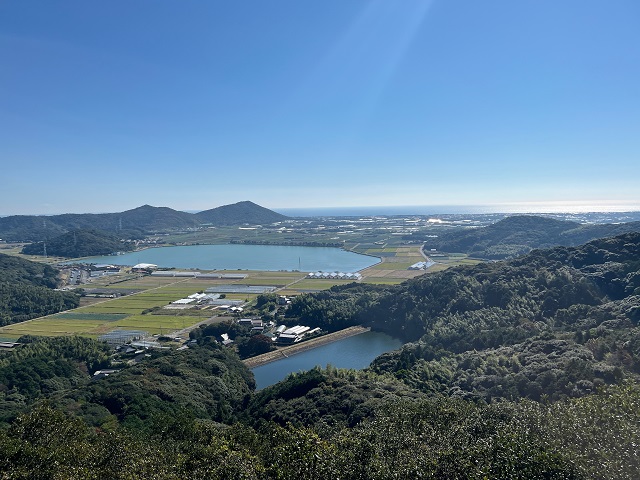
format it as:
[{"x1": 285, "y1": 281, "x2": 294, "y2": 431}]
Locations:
[
  {"x1": 290, "y1": 279, "x2": 355, "y2": 291},
  {"x1": 51, "y1": 313, "x2": 129, "y2": 321},
  {"x1": 0, "y1": 244, "x2": 472, "y2": 340},
  {"x1": 0, "y1": 318, "x2": 107, "y2": 338},
  {"x1": 369, "y1": 262, "x2": 415, "y2": 270},
  {"x1": 360, "y1": 277, "x2": 407, "y2": 285},
  {"x1": 0, "y1": 277, "x2": 235, "y2": 340},
  {"x1": 111, "y1": 314, "x2": 203, "y2": 334}
]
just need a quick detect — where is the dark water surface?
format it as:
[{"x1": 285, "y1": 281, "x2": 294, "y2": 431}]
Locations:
[{"x1": 251, "y1": 331, "x2": 403, "y2": 390}]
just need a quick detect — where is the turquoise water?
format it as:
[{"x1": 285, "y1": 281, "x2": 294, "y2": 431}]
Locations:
[
  {"x1": 252, "y1": 331, "x2": 402, "y2": 390},
  {"x1": 75, "y1": 244, "x2": 379, "y2": 272}
]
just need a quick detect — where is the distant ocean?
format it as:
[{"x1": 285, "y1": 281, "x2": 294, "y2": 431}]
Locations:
[
  {"x1": 2, "y1": 203, "x2": 639, "y2": 218},
  {"x1": 274, "y1": 204, "x2": 640, "y2": 217}
]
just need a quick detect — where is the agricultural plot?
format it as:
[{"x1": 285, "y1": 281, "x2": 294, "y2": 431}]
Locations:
[
  {"x1": 52, "y1": 312, "x2": 129, "y2": 321},
  {"x1": 234, "y1": 271, "x2": 304, "y2": 286},
  {"x1": 289, "y1": 279, "x2": 355, "y2": 291},
  {"x1": 0, "y1": 277, "x2": 232, "y2": 340},
  {"x1": 112, "y1": 315, "x2": 201, "y2": 334},
  {"x1": 357, "y1": 244, "x2": 433, "y2": 282},
  {"x1": 425, "y1": 254, "x2": 483, "y2": 269},
  {"x1": 360, "y1": 277, "x2": 407, "y2": 285},
  {"x1": 369, "y1": 261, "x2": 415, "y2": 270},
  {"x1": 365, "y1": 251, "x2": 396, "y2": 258},
  {"x1": 1, "y1": 318, "x2": 106, "y2": 338}
]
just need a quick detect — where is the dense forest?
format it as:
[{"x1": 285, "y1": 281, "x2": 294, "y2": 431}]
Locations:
[
  {"x1": 0, "y1": 338, "x2": 638, "y2": 478},
  {"x1": 21, "y1": 229, "x2": 134, "y2": 258},
  {"x1": 1, "y1": 232, "x2": 640, "y2": 477},
  {"x1": 408, "y1": 215, "x2": 640, "y2": 259},
  {"x1": 285, "y1": 232, "x2": 640, "y2": 403},
  {"x1": 0, "y1": 253, "x2": 79, "y2": 326}
]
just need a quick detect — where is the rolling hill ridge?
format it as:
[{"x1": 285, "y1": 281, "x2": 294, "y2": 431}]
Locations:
[
  {"x1": 423, "y1": 215, "x2": 640, "y2": 259},
  {"x1": 0, "y1": 201, "x2": 288, "y2": 242}
]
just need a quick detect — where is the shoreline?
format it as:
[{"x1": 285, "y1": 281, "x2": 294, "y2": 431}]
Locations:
[{"x1": 243, "y1": 325, "x2": 371, "y2": 368}]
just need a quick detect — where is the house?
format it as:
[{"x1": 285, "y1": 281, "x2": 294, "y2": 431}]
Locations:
[{"x1": 93, "y1": 369, "x2": 120, "y2": 380}]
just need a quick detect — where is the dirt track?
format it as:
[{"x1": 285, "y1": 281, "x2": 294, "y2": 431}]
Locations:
[{"x1": 243, "y1": 325, "x2": 370, "y2": 368}]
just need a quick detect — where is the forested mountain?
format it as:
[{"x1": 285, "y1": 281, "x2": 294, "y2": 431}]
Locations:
[
  {"x1": 418, "y1": 215, "x2": 640, "y2": 259},
  {"x1": 286, "y1": 232, "x2": 640, "y2": 403},
  {"x1": 0, "y1": 340, "x2": 638, "y2": 478},
  {"x1": 0, "y1": 253, "x2": 79, "y2": 326},
  {"x1": 0, "y1": 201, "x2": 289, "y2": 241},
  {"x1": 0, "y1": 336, "x2": 253, "y2": 428},
  {"x1": 195, "y1": 200, "x2": 289, "y2": 225},
  {"x1": 21, "y1": 229, "x2": 134, "y2": 258},
  {"x1": 0, "y1": 336, "x2": 111, "y2": 424}
]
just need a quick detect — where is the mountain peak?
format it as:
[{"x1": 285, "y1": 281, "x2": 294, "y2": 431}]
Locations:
[{"x1": 195, "y1": 201, "x2": 288, "y2": 225}]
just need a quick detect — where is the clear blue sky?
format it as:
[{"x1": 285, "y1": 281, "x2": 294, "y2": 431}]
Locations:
[{"x1": 1, "y1": 0, "x2": 639, "y2": 214}]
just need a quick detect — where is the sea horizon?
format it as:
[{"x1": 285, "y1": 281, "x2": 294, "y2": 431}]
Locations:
[
  {"x1": 2, "y1": 202, "x2": 640, "y2": 218},
  {"x1": 273, "y1": 203, "x2": 640, "y2": 217}
]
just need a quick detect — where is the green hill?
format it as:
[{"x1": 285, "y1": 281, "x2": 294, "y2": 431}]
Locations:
[
  {"x1": 0, "y1": 201, "x2": 289, "y2": 242},
  {"x1": 0, "y1": 252, "x2": 60, "y2": 288},
  {"x1": 21, "y1": 229, "x2": 134, "y2": 258},
  {"x1": 425, "y1": 215, "x2": 640, "y2": 259},
  {"x1": 194, "y1": 200, "x2": 289, "y2": 225},
  {"x1": 0, "y1": 253, "x2": 79, "y2": 326}
]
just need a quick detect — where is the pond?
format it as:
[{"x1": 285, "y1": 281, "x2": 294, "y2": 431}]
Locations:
[
  {"x1": 75, "y1": 244, "x2": 379, "y2": 272},
  {"x1": 251, "y1": 330, "x2": 402, "y2": 390}
]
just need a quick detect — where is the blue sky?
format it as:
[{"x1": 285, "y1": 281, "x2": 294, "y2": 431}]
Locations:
[{"x1": 1, "y1": 0, "x2": 639, "y2": 214}]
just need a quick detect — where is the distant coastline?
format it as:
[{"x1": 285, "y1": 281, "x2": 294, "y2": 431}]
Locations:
[
  {"x1": 3, "y1": 203, "x2": 640, "y2": 218},
  {"x1": 274, "y1": 204, "x2": 640, "y2": 217}
]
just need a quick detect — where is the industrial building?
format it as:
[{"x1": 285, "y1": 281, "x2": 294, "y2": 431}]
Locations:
[{"x1": 277, "y1": 325, "x2": 312, "y2": 344}]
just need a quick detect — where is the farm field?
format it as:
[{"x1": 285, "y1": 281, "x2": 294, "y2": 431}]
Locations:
[
  {"x1": 0, "y1": 276, "x2": 247, "y2": 340},
  {"x1": 358, "y1": 277, "x2": 407, "y2": 285},
  {"x1": 288, "y1": 279, "x2": 355, "y2": 291},
  {"x1": 0, "y1": 318, "x2": 107, "y2": 339},
  {"x1": 234, "y1": 271, "x2": 305, "y2": 286},
  {"x1": 0, "y1": 245, "x2": 483, "y2": 341}
]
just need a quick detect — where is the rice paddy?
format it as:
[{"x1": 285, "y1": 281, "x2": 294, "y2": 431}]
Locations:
[
  {"x1": 1, "y1": 244, "x2": 477, "y2": 341},
  {"x1": 0, "y1": 277, "x2": 237, "y2": 340}
]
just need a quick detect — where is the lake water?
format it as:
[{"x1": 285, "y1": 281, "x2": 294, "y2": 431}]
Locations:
[
  {"x1": 252, "y1": 331, "x2": 402, "y2": 390},
  {"x1": 75, "y1": 244, "x2": 379, "y2": 272}
]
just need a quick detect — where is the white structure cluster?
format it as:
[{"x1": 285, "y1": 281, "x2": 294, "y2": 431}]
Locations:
[
  {"x1": 306, "y1": 272, "x2": 362, "y2": 280},
  {"x1": 171, "y1": 292, "x2": 219, "y2": 305},
  {"x1": 408, "y1": 261, "x2": 435, "y2": 270},
  {"x1": 278, "y1": 325, "x2": 320, "y2": 344}
]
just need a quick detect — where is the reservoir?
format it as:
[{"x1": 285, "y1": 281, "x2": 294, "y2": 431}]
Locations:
[
  {"x1": 76, "y1": 244, "x2": 379, "y2": 272},
  {"x1": 252, "y1": 330, "x2": 402, "y2": 390}
]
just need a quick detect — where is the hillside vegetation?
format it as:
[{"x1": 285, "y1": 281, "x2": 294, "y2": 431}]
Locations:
[
  {"x1": 1, "y1": 233, "x2": 640, "y2": 477},
  {"x1": 417, "y1": 215, "x2": 640, "y2": 259},
  {"x1": 0, "y1": 201, "x2": 288, "y2": 242},
  {"x1": 195, "y1": 200, "x2": 289, "y2": 225},
  {"x1": 285, "y1": 232, "x2": 640, "y2": 403},
  {"x1": 0, "y1": 253, "x2": 79, "y2": 326},
  {"x1": 21, "y1": 229, "x2": 134, "y2": 258}
]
